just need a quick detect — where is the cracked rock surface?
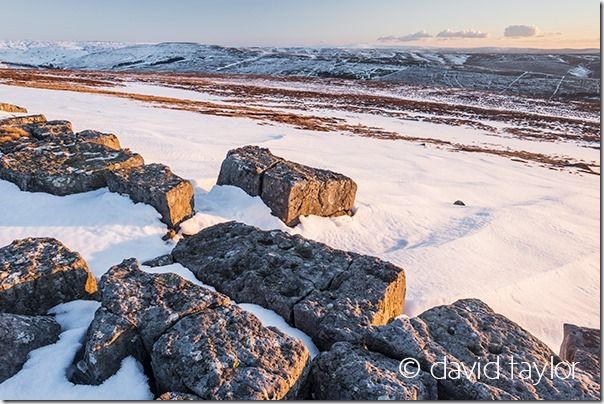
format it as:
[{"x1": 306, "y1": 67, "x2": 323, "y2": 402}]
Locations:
[
  {"x1": 309, "y1": 341, "x2": 437, "y2": 400},
  {"x1": 0, "y1": 237, "x2": 98, "y2": 315},
  {"x1": 70, "y1": 259, "x2": 310, "y2": 400},
  {"x1": 217, "y1": 146, "x2": 357, "y2": 226},
  {"x1": 364, "y1": 299, "x2": 600, "y2": 400},
  {"x1": 0, "y1": 312, "x2": 61, "y2": 383},
  {"x1": 172, "y1": 221, "x2": 406, "y2": 350},
  {"x1": 0, "y1": 133, "x2": 144, "y2": 195}
]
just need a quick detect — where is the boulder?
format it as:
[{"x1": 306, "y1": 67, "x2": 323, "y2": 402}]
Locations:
[
  {"x1": 157, "y1": 392, "x2": 201, "y2": 400},
  {"x1": 172, "y1": 221, "x2": 406, "y2": 350},
  {"x1": 24, "y1": 120, "x2": 73, "y2": 139},
  {"x1": 364, "y1": 299, "x2": 600, "y2": 400},
  {"x1": 0, "y1": 115, "x2": 46, "y2": 150},
  {"x1": 216, "y1": 146, "x2": 357, "y2": 226},
  {"x1": 0, "y1": 103, "x2": 27, "y2": 113},
  {"x1": 0, "y1": 134, "x2": 144, "y2": 196},
  {"x1": 70, "y1": 259, "x2": 310, "y2": 400},
  {"x1": 76, "y1": 130, "x2": 121, "y2": 150},
  {"x1": 0, "y1": 312, "x2": 61, "y2": 382},
  {"x1": 560, "y1": 324, "x2": 600, "y2": 379},
  {"x1": 0, "y1": 237, "x2": 98, "y2": 315},
  {"x1": 105, "y1": 163, "x2": 195, "y2": 229},
  {"x1": 309, "y1": 341, "x2": 437, "y2": 400}
]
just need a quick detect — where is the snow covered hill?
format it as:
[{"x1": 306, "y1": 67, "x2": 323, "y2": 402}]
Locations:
[{"x1": 0, "y1": 40, "x2": 599, "y2": 100}]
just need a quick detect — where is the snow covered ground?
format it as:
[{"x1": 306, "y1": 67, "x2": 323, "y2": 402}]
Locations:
[{"x1": 0, "y1": 80, "x2": 599, "y2": 399}]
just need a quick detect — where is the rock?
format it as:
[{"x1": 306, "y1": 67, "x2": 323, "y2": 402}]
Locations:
[
  {"x1": 364, "y1": 299, "x2": 600, "y2": 400},
  {"x1": 0, "y1": 312, "x2": 61, "y2": 382},
  {"x1": 24, "y1": 120, "x2": 73, "y2": 139},
  {"x1": 309, "y1": 341, "x2": 437, "y2": 400},
  {"x1": 105, "y1": 163, "x2": 194, "y2": 229},
  {"x1": 216, "y1": 146, "x2": 357, "y2": 226},
  {"x1": 69, "y1": 307, "x2": 146, "y2": 385},
  {"x1": 0, "y1": 114, "x2": 46, "y2": 127},
  {"x1": 0, "y1": 103, "x2": 27, "y2": 113},
  {"x1": 157, "y1": 392, "x2": 201, "y2": 400},
  {"x1": 76, "y1": 130, "x2": 121, "y2": 150},
  {"x1": 142, "y1": 254, "x2": 174, "y2": 268},
  {"x1": 453, "y1": 200, "x2": 466, "y2": 206},
  {"x1": 70, "y1": 259, "x2": 310, "y2": 400},
  {"x1": 0, "y1": 134, "x2": 144, "y2": 196},
  {"x1": 0, "y1": 237, "x2": 98, "y2": 315},
  {"x1": 560, "y1": 324, "x2": 600, "y2": 379},
  {"x1": 172, "y1": 221, "x2": 406, "y2": 350}
]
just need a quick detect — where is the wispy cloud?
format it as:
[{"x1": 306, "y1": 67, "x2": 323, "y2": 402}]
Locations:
[
  {"x1": 504, "y1": 25, "x2": 539, "y2": 38},
  {"x1": 436, "y1": 29, "x2": 488, "y2": 39},
  {"x1": 378, "y1": 31, "x2": 432, "y2": 42}
]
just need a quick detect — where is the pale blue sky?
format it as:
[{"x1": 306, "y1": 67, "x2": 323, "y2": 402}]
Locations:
[{"x1": 0, "y1": 0, "x2": 599, "y2": 48}]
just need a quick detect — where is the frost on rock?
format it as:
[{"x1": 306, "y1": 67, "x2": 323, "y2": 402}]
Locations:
[
  {"x1": 70, "y1": 259, "x2": 310, "y2": 400},
  {"x1": 172, "y1": 221, "x2": 406, "y2": 350},
  {"x1": 0, "y1": 237, "x2": 98, "y2": 315}
]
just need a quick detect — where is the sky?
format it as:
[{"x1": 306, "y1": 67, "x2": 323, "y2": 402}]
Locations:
[{"x1": 0, "y1": 0, "x2": 599, "y2": 49}]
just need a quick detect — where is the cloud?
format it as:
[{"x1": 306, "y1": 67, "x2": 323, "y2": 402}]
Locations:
[
  {"x1": 504, "y1": 25, "x2": 540, "y2": 38},
  {"x1": 378, "y1": 31, "x2": 432, "y2": 42},
  {"x1": 436, "y1": 29, "x2": 489, "y2": 39}
]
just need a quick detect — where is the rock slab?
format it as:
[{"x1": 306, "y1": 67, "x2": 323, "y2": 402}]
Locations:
[
  {"x1": 217, "y1": 146, "x2": 357, "y2": 226},
  {"x1": 70, "y1": 259, "x2": 310, "y2": 400},
  {"x1": 364, "y1": 299, "x2": 600, "y2": 400},
  {"x1": 0, "y1": 312, "x2": 61, "y2": 382},
  {"x1": 310, "y1": 341, "x2": 437, "y2": 400},
  {"x1": 0, "y1": 134, "x2": 144, "y2": 195},
  {"x1": 105, "y1": 163, "x2": 195, "y2": 229},
  {"x1": 172, "y1": 221, "x2": 406, "y2": 350},
  {"x1": 0, "y1": 237, "x2": 97, "y2": 315}
]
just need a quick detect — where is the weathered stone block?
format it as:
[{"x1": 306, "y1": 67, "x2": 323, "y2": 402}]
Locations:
[
  {"x1": 105, "y1": 163, "x2": 194, "y2": 229},
  {"x1": 70, "y1": 259, "x2": 310, "y2": 400},
  {"x1": 172, "y1": 221, "x2": 406, "y2": 350},
  {"x1": 0, "y1": 312, "x2": 61, "y2": 382},
  {"x1": 216, "y1": 146, "x2": 357, "y2": 226},
  {"x1": 309, "y1": 341, "x2": 437, "y2": 400},
  {"x1": 0, "y1": 103, "x2": 27, "y2": 113},
  {"x1": 0, "y1": 135, "x2": 144, "y2": 195},
  {"x1": 24, "y1": 120, "x2": 73, "y2": 139},
  {"x1": 560, "y1": 323, "x2": 600, "y2": 380},
  {"x1": 364, "y1": 299, "x2": 600, "y2": 400},
  {"x1": 0, "y1": 237, "x2": 97, "y2": 315},
  {"x1": 76, "y1": 130, "x2": 121, "y2": 150}
]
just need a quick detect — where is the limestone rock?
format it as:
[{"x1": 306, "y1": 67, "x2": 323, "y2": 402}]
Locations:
[
  {"x1": 71, "y1": 259, "x2": 310, "y2": 400},
  {"x1": 560, "y1": 323, "x2": 600, "y2": 379},
  {"x1": 105, "y1": 163, "x2": 194, "y2": 229},
  {"x1": 172, "y1": 221, "x2": 406, "y2": 350},
  {"x1": 0, "y1": 312, "x2": 61, "y2": 382},
  {"x1": 309, "y1": 342, "x2": 437, "y2": 400},
  {"x1": 0, "y1": 103, "x2": 27, "y2": 113},
  {"x1": 0, "y1": 134, "x2": 144, "y2": 195},
  {"x1": 157, "y1": 392, "x2": 201, "y2": 400},
  {"x1": 24, "y1": 120, "x2": 73, "y2": 139},
  {"x1": 76, "y1": 130, "x2": 121, "y2": 150},
  {"x1": 0, "y1": 114, "x2": 46, "y2": 127},
  {"x1": 0, "y1": 237, "x2": 97, "y2": 315},
  {"x1": 217, "y1": 146, "x2": 357, "y2": 226},
  {"x1": 364, "y1": 299, "x2": 600, "y2": 400},
  {"x1": 142, "y1": 254, "x2": 174, "y2": 268}
]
